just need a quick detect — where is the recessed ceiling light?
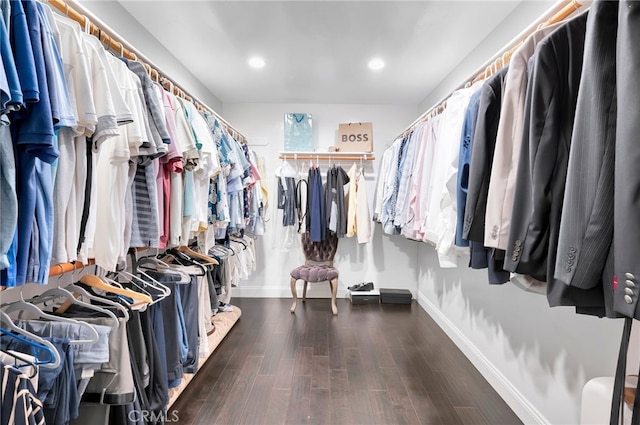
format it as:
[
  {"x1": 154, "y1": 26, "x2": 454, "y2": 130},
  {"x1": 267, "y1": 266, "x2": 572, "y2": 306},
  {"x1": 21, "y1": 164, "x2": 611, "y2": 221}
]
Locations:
[
  {"x1": 368, "y1": 58, "x2": 385, "y2": 71},
  {"x1": 248, "y1": 56, "x2": 265, "y2": 69}
]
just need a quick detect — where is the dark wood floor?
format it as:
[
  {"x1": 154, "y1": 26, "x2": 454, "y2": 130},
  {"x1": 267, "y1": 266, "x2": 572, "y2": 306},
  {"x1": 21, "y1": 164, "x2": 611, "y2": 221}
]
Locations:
[{"x1": 171, "y1": 298, "x2": 522, "y2": 425}]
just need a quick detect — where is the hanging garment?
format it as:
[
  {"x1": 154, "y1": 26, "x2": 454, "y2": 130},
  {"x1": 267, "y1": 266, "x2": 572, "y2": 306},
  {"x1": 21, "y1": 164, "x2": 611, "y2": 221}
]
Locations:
[
  {"x1": 325, "y1": 165, "x2": 349, "y2": 237},
  {"x1": 346, "y1": 163, "x2": 358, "y2": 238},
  {"x1": 483, "y1": 20, "x2": 563, "y2": 251},
  {"x1": 424, "y1": 85, "x2": 477, "y2": 267},
  {"x1": 308, "y1": 167, "x2": 326, "y2": 242},
  {"x1": 460, "y1": 68, "x2": 510, "y2": 284},
  {"x1": 277, "y1": 176, "x2": 297, "y2": 227},
  {"x1": 394, "y1": 125, "x2": 422, "y2": 231},
  {"x1": 455, "y1": 88, "x2": 483, "y2": 248},
  {"x1": 356, "y1": 171, "x2": 371, "y2": 244}
]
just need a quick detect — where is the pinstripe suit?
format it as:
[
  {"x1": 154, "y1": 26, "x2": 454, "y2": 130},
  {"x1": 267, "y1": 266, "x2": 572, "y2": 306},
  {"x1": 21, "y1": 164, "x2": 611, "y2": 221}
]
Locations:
[
  {"x1": 551, "y1": 0, "x2": 618, "y2": 318},
  {"x1": 503, "y1": 11, "x2": 608, "y2": 312},
  {"x1": 614, "y1": 0, "x2": 640, "y2": 320}
]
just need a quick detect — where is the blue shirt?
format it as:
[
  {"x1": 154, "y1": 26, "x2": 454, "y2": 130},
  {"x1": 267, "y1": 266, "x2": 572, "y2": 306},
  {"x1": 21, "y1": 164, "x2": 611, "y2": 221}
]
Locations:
[
  {"x1": 11, "y1": 0, "x2": 58, "y2": 286},
  {"x1": 455, "y1": 88, "x2": 483, "y2": 247},
  {"x1": 15, "y1": 0, "x2": 55, "y2": 158},
  {"x1": 34, "y1": 158, "x2": 54, "y2": 284},
  {"x1": 0, "y1": 54, "x2": 8, "y2": 109},
  {"x1": 9, "y1": 0, "x2": 37, "y2": 103},
  {"x1": 0, "y1": 9, "x2": 22, "y2": 111}
]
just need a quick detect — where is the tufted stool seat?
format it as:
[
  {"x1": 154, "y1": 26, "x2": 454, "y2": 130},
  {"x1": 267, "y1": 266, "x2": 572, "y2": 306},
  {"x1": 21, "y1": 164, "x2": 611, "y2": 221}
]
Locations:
[
  {"x1": 291, "y1": 265, "x2": 339, "y2": 282},
  {"x1": 290, "y1": 232, "x2": 339, "y2": 315}
]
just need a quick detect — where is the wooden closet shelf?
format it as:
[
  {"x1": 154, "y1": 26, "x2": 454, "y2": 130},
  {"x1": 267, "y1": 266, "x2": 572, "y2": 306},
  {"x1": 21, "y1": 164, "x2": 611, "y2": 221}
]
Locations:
[{"x1": 279, "y1": 152, "x2": 375, "y2": 161}]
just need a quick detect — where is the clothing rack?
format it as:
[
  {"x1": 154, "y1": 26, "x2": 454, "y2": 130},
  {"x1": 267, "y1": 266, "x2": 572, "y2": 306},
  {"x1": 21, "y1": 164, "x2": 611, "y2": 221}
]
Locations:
[
  {"x1": 279, "y1": 152, "x2": 375, "y2": 161},
  {"x1": 46, "y1": 0, "x2": 247, "y2": 144},
  {"x1": 397, "y1": 0, "x2": 585, "y2": 139},
  {"x1": 38, "y1": 0, "x2": 250, "y2": 280},
  {"x1": 48, "y1": 260, "x2": 95, "y2": 278}
]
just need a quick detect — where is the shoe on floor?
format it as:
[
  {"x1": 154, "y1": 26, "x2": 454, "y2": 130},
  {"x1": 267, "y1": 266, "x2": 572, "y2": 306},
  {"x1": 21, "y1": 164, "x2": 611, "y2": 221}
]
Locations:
[
  {"x1": 218, "y1": 303, "x2": 233, "y2": 312},
  {"x1": 348, "y1": 282, "x2": 374, "y2": 291}
]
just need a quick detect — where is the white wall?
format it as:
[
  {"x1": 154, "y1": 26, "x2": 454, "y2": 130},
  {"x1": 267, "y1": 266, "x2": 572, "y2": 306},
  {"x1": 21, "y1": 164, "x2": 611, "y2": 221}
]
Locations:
[
  {"x1": 223, "y1": 103, "x2": 419, "y2": 299},
  {"x1": 418, "y1": 0, "x2": 555, "y2": 112},
  {"x1": 416, "y1": 244, "x2": 624, "y2": 424},
  {"x1": 80, "y1": 0, "x2": 224, "y2": 112}
]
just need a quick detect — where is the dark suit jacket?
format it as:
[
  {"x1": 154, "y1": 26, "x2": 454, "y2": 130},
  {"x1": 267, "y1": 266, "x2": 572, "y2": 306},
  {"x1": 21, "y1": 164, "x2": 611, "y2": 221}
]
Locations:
[
  {"x1": 462, "y1": 68, "x2": 507, "y2": 243},
  {"x1": 461, "y1": 68, "x2": 510, "y2": 285},
  {"x1": 501, "y1": 11, "x2": 609, "y2": 312},
  {"x1": 615, "y1": 0, "x2": 640, "y2": 320}
]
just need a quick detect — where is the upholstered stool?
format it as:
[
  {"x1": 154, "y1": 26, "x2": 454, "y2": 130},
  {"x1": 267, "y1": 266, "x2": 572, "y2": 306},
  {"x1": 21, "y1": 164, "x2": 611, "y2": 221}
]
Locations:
[{"x1": 290, "y1": 232, "x2": 339, "y2": 315}]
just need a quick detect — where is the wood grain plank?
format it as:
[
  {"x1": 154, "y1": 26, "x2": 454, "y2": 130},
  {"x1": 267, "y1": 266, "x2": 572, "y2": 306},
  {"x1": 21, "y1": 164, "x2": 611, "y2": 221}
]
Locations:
[
  {"x1": 264, "y1": 389, "x2": 291, "y2": 425},
  {"x1": 294, "y1": 346, "x2": 313, "y2": 376},
  {"x1": 213, "y1": 355, "x2": 263, "y2": 425},
  {"x1": 454, "y1": 407, "x2": 488, "y2": 425},
  {"x1": 284, "y1": 375, "x2": 311, "y2": 425},
  {"x1": 429, "y1": 393, "x2": 464, "y2": 425},
  {"x1": 194, "y1": 369, "x2": 239, "y2": 425},
  {"x1": 328, "y1": 346, "x2": 345, "y2": 370},
  {"x1": 311, "y1": 355, "x2": 330, "y2": 389},
  {"x1": 347, "y1": 389, "x2": 374, "y2": 425},
  {"x1": 368, "y1": 390, "x2": 398, "y2": 425},
  {"x1": 377, "y1": 367, "x2": 419, "y2": 424},
  {"x1": 238, "y1": 374, "x2": 276, "y2": 425},
  {"x1": 369, "y1": 327, "x2": 396, "y2": 368},
  {"x1": 355, "y1": 327, "x2": 388, "y2": 391},
  {"x1": 344, "y1": 347, "x2": 369, "y2": 391},
  {"x1": 309, "y1": 388, "x2": 330, "y2": 425},
  {"x1": 329, "y1": 370, "x2": 349, "y2": 424},
  {"x1": 401, "y1": 377, "x2": 442, "y2": 425},
  {"x1": 274, "y1": 356, "x2": 296, "y2": 389},
  {"x1": 259, "y1": 331, "x2": 287, "y2": 375}
]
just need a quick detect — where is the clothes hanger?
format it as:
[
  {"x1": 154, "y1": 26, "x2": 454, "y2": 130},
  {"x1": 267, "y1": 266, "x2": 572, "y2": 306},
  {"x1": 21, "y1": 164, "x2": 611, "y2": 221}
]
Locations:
[
  {"x1": 137, "y1": 256, "x2": 192, "y2": 284},
  {"x1": 165, "y1": 249, "x2": 207, "y2": 276},
  {"x1": 2, "y1": 298, "x2": 100, "y2": 345},
  {"x1": 79, "y1": 274, "x2": 152, "y2": 305},
  {"x1": 3, "y1": 299, "x2": 100, "y2": 344},
  {"x1": 59, "y1": 283, "x2": 130, "y2": 322},
  {"x1": 0, "y1": 312, "x2": 60, "y2": 369},
  {"x1": 26, "y1": 287, "x2": 119, "y2": 329},
  {"x1": 117, "y1": 270, "x2": 170, "y2": 303},
  {"x1": 175, "y1": 246, "x2": 219, "y2": 266}
]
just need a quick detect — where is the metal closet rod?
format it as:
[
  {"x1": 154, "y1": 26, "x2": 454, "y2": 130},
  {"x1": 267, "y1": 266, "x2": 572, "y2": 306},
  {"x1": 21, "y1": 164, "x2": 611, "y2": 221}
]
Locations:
[
  {"x1": 279, "y1": 152, "x2": 375, "y2": 161},
  {"x1": 48, "y1": 260, "x2": 95, "y2": 278},
  {"x1": 398, "y1": 0, "x2": 585, "y2": 139},
  {"x1": 46, "y1": 0, "x2": 247, "y2": 144}
]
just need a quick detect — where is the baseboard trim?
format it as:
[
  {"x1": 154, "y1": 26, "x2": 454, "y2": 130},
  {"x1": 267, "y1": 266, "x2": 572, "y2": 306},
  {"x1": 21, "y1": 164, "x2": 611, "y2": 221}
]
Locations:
[{"x1": 417, "y1": 291, "x2": 549, "y2": 425}]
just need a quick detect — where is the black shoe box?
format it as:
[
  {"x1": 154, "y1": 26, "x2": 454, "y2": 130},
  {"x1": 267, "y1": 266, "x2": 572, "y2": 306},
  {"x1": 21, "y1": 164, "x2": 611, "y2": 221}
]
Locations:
[
  {"x1": 349, "y1": 289, "x2": 380, "y2": 304},
  {"x1": 379, "y1": 288, "x2": 412, "y2": 304}
]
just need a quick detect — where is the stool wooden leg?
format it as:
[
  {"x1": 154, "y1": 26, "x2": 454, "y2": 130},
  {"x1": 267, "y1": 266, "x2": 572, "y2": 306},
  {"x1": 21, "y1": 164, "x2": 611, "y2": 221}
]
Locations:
[
  {"x1": 290, "y1": 277, "x2": 298, "y2": 313},
  {"x1": 330, "y1": 278, "x2": 338, "y2": 315},
  {"x1": 303, "y1": 281, "x2": 308, "y2": 302}
]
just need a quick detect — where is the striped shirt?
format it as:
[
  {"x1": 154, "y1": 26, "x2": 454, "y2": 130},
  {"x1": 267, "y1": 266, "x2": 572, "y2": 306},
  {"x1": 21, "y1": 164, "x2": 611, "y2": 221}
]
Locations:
[{"x1": 1, "y1": 362, "x2": 45, "y2": 425}]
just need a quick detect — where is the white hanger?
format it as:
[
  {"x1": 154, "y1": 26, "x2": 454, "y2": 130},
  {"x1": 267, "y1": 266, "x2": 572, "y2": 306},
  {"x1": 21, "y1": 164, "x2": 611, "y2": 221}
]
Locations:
[
  {"x1": 27, "y1": 287, "x2": 119, "y2": 329},
  {"x1": 0, "y1": 311, "x2": 61, "y2": 369},
  {"x1": 117, "y1": 270, "x2": 171, "y2": 304},
  {"x1": 2, "y1": 299, "x2": 99, "y2": 345},
  {"x1": 64, "y1": 283, "x2": 130, "y2": 322},
  {"x1": 137, "y1": 256, "x2": 191, "y2": 284}
]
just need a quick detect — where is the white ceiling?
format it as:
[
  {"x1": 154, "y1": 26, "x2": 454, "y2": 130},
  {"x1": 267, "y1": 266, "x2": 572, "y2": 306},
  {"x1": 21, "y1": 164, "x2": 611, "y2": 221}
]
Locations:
[{"x1": 110, "y1": 1, "x2": 525, "y2": 105}]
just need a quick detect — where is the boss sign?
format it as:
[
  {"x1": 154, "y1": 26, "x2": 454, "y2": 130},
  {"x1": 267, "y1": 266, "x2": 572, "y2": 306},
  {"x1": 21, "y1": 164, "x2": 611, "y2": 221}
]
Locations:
[{"x1": 337, "y1": 122, "x2": 373, "y2": 152}]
